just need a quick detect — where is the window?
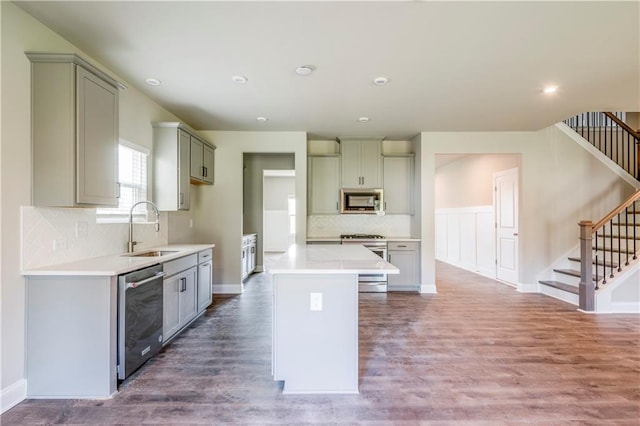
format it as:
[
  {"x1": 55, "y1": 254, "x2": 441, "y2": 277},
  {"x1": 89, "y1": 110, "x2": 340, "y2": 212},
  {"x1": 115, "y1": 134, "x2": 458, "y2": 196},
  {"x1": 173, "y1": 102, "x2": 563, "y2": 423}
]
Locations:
[{"x1": 97, "y1": 141, "x2": 149, "y2": 222}]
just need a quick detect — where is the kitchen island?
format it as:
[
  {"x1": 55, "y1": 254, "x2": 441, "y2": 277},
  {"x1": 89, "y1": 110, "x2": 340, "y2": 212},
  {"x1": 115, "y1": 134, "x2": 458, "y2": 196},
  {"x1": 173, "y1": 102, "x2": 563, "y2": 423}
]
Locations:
[{"x1": 269, "y1": 244, "x2": 398, "y2": 394}]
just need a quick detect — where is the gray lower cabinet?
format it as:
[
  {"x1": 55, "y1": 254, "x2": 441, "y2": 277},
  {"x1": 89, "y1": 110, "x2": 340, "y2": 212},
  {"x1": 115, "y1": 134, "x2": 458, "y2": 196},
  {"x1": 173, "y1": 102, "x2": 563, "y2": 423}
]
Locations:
[
  {"x1": 242, "y1": 234, "x2": 257, "y2": 281},
  {"x1": 387, "y1": 241, "x2": 420, "y2": 291},
  {"x1": 197, "y1": 249, "x2": 213, "y2": 312},
  {"x1": 163, "y1": 255, "x2": 198, "y2": 342},
  {"x1": 28, "y1": 53, "x2": 120, "y2": 207}
]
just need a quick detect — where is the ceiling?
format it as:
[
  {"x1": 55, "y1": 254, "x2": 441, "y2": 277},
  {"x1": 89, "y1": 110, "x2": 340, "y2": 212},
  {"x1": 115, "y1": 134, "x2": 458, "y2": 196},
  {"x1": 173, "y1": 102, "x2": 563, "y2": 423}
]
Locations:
[{"x1": 15, "y1": 1, "x2": 640, "y2": 139}]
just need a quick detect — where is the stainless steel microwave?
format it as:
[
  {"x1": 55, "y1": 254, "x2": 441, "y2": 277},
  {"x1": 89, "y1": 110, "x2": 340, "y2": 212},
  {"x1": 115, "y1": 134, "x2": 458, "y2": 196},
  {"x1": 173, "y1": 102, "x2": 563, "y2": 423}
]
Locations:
[{"x1": 340, "y1": 189, "x2": 383, "y2": 214}]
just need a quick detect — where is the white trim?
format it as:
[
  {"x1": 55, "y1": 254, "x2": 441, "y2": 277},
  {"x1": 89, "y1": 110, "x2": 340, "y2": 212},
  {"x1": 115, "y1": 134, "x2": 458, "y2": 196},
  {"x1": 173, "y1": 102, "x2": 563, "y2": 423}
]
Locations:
[
  {"x1": 420, "y1": 284, "x2": 437, "y2": 294},
  {"x1": 517, "y1": 282, "x2": 538, "y2": 293},
  {"x1": 212, "y1": 284, "x2": 243, "y2": 294},
  {"x1": 555, "y1": 123, "x2": 640, "y2": 190},
  {"x1": 1, "y1": 379, "x2": 27, "y2": 414}
]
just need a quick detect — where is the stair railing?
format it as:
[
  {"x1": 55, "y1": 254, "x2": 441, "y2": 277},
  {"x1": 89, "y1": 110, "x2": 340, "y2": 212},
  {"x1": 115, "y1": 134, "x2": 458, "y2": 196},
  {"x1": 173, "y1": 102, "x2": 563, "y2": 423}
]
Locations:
[
  {"x1": 564, "y1": 112, "x2": 640, "y2": 181},
  {"x1": 578, "y1": 189, "x2": 640, "y2": 311}
]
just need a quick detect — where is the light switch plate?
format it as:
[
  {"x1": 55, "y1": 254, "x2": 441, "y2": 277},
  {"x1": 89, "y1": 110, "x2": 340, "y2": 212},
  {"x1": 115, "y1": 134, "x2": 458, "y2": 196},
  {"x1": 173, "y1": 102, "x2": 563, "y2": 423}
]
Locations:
[{"x1": 310, "y1": 292, "x2": 322, "y2": 311}]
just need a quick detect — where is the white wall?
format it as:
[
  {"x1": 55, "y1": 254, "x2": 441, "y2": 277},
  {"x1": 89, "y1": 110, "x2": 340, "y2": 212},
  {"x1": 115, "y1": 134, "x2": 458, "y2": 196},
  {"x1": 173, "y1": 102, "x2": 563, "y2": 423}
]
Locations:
[
  {"x1": 193, "y1": 131, "x2": 307, "y2": 293},
  {"x1": 0, "y1": 2, "x2": 187, "y2": 411},
  {"x1": 418, "y1": 125, "x2": 636, "y2": 292},
  {"x1": 435, "y1": 154, "x2": 520, "y2": 208}
]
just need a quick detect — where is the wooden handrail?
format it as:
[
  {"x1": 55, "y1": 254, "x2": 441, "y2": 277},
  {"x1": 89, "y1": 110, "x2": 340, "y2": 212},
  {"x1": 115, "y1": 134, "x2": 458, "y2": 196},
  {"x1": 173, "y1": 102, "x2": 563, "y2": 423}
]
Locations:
[
  {"x1": 592, "y1": 189, "x2": 640, "y2": 232},
  {"x1": 603, "y1": 112, "x2": 640, "y2": 138}
]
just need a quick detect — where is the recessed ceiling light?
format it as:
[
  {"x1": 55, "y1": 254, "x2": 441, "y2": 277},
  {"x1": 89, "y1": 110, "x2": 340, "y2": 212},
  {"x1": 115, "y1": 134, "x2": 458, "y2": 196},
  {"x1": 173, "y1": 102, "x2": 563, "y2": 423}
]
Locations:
[
  {"x1": 256, "y1": 116, "x2": 269, "y2": 123},
  {"x1": 542, "y1": 85, "x2": 558, "y2": 94},
  {"x1": 373, "y1": 77, "x2": 389, "y2": 86},
  {"x1": 232, "y1": 75, "x2": 248, "y2": 84},
  {"x1": 145, "y1": 78, "x2": 161, "y2": 86},
  {"x1": 358, "y1": 117, "x2": 370, "y2": 123},
  {"x1": 295, "y1": 66, "x2": 314, "y2": 76}
]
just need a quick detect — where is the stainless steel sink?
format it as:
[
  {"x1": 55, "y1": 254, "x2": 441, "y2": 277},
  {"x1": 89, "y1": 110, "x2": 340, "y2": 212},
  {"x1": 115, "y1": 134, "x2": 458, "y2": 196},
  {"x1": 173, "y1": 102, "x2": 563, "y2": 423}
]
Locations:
[{"x1": 125, "y1": 250, "x2": 179, "y2": 258}]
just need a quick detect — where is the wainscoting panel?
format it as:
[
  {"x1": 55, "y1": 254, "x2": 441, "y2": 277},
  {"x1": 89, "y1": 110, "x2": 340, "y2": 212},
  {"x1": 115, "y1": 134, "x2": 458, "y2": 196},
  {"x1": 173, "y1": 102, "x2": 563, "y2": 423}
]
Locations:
[{"x1": 435, "y1": 206, "x2": 495, "y2": 279}]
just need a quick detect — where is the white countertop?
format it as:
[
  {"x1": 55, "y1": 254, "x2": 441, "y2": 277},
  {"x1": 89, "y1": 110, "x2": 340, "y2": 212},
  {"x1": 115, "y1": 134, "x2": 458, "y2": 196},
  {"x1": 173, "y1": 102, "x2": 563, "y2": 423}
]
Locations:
[
  {"x1": 22, "y1": 244, "x2": 215, "y2": 277},
  {"x1": 269, "y1": 244, "x2": 399, "y2": 275}
]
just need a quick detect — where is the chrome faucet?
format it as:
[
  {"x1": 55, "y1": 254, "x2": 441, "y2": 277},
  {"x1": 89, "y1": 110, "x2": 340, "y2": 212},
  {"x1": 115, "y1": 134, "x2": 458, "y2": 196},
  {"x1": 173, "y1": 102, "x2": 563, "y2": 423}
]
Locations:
[{"x1": 127, "y1": 201, "x2": 160, "y2": 253}]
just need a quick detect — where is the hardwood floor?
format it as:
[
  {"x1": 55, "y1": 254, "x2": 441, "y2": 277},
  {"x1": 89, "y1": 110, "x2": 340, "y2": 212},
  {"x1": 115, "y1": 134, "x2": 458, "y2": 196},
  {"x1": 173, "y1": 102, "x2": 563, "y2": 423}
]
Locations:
[{"x1": 4, "y1": 261, "x2": 639, "y2": 424}]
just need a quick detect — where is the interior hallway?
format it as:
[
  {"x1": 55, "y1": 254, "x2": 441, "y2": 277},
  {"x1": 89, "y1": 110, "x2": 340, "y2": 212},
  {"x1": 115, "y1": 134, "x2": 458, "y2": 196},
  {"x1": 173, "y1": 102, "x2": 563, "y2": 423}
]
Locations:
[{"x1": 3, "y1": 261, "x2": 639, "y2": 423}]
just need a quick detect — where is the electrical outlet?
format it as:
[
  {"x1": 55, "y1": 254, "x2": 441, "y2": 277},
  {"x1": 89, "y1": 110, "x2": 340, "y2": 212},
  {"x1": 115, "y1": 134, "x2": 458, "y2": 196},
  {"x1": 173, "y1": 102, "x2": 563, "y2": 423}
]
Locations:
[
  {"x1": 52, "y1": 239, "x2": 67, "y2": 251},
  {"x1": 310, "y1": 292, "x2": 323, "y2": 311}
]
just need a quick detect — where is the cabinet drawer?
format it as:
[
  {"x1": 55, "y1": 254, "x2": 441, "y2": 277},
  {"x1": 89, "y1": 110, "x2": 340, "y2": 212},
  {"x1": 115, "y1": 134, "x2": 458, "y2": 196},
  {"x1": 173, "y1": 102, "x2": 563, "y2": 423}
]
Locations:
[
  {"x1": 164, "y1": 254, "x2": 197, "y2": 277},
  {"x1": 198, "y1": 249, "x2": 213, "y2": 264},
  {"x1": 388, "y1": 241, "x2": 419, "y2": 251}
]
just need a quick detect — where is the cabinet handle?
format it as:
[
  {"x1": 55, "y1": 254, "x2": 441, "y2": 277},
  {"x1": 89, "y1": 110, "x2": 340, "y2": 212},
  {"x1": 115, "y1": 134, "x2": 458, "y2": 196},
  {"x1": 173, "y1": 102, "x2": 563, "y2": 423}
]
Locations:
[
  {"x1": 251, "y1": 246, "x2": 255, "y2": 254},
  {"x1": 180, "y1": 277, "x2": 187, "y2": 292},
  {"x1": 398, "y1": 245, "x2": 407, "y2": 248},
  {"x1": 202, "y1": 166, "x2": 207, "y2": 177},
  {"x1": 242, "y1": 251, "x2": 245, "y2": 259},
  {"x1": 180, "y1": 193, "x2": 184, "y2": 205},
  {"x1": 388, "y1": 254, "x2": 391, "y2": 262},
  {"x1": 116, "y1": 182, "x2": 121, "y2": 199}
]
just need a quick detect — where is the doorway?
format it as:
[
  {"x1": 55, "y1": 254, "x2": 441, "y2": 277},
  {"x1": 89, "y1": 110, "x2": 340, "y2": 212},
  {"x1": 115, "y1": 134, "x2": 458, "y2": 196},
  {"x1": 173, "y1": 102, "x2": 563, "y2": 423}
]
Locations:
[
  {"x1": 434, "y1": 154, "x2": 520, "y2": 283},
  {"x1": 242, "y1": 153, "x2": 295, "y2": 272},
  {"x1": 263, "y1": 170, "x2": 296, "y2": 253}
]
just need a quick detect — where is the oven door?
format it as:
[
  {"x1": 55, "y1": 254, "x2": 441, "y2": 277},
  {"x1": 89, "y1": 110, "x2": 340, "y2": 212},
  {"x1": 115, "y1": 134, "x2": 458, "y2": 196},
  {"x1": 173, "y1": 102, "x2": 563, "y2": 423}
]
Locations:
[{"x1": 358, "y1": 245, "x2": 388, "y2": 292}]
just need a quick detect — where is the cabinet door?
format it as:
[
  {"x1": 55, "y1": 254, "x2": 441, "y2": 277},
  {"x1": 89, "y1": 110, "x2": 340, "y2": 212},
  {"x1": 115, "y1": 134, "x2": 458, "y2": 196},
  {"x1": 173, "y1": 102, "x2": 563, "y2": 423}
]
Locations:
[
  {"x1": 249, "y1": 243, "x2": 257, "y2": 273},
  {"x1": 340, "y1": 141, "x2": 362, "y2": 187},
  {"x1": 178, "y1": 130, "x2": 191, "y2": 210},
  {"x1": 387, "y1": 247, "x2": 419, "y2": 288},
  {"x1": 360, "y1": 142, "x2": 382, "y2": 188},
  {"x1": 190, "y1": 137, "x2": 204, "y2": 181},
  {"x1": 179, "y1": 267, "x2": 198, "y2": 325},
  {"x1": 241, "y1": 246, "x2": 249, "y2": 280},
  {"x1": 309, "y1": 156, "x2": 340, "y2": 214},
  {"x1": 383, "y1": 156, "x2": 414, "y2": 214},
  {"x1": 203, "y1": 144, "x2": 215, "y2": 184},
  {"x1": 76, "y1": 66, "x2": 119, "y2": 206},
  {"x1": 163, "y1": 275, "x2": 181, "y2": 341},
  {"x1": 197, "y1": 261, "x2": 213, "y2": 312}
]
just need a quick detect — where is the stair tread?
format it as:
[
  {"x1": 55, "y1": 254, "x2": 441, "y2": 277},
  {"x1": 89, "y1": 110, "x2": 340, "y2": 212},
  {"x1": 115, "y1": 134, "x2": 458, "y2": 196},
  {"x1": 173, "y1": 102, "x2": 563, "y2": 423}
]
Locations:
[
  {"x1": 539, "y1": 280, "x2": 580, "y2": 295},
  {"x1": 567, "y1": 257, "x2": 618, "y2": 267},
  {"x1": 553, "y1": 268, "x2": 601, "y2": 281},
  {"x1": 612, "y1": 222, "x2": 640, "y2": 226}
]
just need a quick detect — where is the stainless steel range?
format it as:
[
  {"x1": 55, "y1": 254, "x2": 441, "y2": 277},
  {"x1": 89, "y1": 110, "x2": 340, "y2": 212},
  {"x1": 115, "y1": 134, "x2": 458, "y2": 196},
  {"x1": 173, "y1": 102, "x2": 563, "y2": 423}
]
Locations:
[{"x1": 340, "y1": 234, "x2": 388, "y2": 292}]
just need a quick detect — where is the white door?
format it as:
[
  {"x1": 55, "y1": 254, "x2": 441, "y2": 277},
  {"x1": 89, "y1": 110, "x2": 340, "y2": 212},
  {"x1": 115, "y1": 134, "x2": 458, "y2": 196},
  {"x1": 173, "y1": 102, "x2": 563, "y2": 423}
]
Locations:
[{"x1": 494, "y1": 168, "x2": 519, "y2": 285}]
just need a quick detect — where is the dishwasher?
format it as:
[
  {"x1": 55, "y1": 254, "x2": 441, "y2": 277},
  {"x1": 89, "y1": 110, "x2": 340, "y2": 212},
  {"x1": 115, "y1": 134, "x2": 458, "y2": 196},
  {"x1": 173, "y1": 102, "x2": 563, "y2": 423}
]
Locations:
[{"x1": 117, "y1": 264, "x2": 165, "y2": 380}]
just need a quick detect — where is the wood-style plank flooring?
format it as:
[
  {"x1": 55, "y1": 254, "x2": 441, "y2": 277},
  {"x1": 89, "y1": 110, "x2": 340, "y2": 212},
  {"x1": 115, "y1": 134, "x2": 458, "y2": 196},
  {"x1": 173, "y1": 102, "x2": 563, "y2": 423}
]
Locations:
[{"x1": 3, "y1": 261, "x2": 639, "y2": 424}]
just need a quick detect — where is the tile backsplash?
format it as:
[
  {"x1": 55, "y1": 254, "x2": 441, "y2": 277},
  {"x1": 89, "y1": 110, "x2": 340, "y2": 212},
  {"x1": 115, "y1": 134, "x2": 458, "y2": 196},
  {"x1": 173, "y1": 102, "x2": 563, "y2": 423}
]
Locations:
[
  {"x1": 21, "y1": 206, "x2": 168, "y2": 270},
  {"x1": 307, "y1": 214, "x2": 411, "y2": 237}
]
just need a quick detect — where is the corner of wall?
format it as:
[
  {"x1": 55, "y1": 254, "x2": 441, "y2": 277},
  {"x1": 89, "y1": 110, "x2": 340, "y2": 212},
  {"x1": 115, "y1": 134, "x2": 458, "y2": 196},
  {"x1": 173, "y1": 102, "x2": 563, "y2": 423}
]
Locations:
[{"x1": 1, "y1": 379, "x2": 27, "y2": 414}]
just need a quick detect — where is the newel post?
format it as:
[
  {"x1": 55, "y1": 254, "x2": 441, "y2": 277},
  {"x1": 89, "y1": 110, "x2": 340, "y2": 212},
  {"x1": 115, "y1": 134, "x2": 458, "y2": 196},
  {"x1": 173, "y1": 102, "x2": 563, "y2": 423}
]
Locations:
[{"x1": 578, "y1": 220, "x2": 595, "y2": 312}]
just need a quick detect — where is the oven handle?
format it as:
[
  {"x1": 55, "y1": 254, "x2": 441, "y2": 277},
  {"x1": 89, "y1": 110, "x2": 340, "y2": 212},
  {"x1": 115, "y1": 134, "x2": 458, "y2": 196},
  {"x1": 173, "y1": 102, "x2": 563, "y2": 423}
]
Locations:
[{"x1": 126, "y1": 271, "x2": 165, "y2": 289}]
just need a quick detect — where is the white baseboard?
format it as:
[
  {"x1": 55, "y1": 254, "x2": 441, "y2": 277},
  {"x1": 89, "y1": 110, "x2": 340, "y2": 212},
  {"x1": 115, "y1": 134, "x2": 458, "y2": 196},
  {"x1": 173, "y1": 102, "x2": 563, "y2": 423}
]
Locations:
[
  {"x1": 420, "y1": 284, "x2": 437, "y2": 294},
  {"x1": 518, "y1": 282, "x2": 538, "y2": 293},
  {"x1": 212, "y1": 284, "x2": 243, "y2": 294},
  {"x1": 1, "y1": 379, "x2": 27, "y2": 414}
]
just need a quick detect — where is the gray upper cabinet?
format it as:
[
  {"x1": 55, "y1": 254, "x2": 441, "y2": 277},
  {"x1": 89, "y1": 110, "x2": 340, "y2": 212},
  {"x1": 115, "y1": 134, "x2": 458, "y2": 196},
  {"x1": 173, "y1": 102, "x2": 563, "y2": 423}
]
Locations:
[
  {"x1": 383, "y1": 155, "x2": 414, "y2": 214},
  {"x1": 341, "y1": 140, "x2": 382, "y2": 188},
  {"x1": 28, "y1": 53, "x2": 120, "y2": 207},
  {"x1": 190, "y1": 135, "x2": 215, "y2": 185},
  {"x1": 152, "y1": 124, "x2": 192, "y2": 211},
  {"x1": 308, "y1": 155, "x2": 340, "y2": 214}
]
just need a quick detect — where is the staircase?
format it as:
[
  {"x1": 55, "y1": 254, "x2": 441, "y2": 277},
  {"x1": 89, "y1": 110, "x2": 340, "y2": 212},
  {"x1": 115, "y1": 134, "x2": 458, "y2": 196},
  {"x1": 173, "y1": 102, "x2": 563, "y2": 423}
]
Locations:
[{"x1": 539, "y1": 112, "x2": 640, "y2": 311}]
